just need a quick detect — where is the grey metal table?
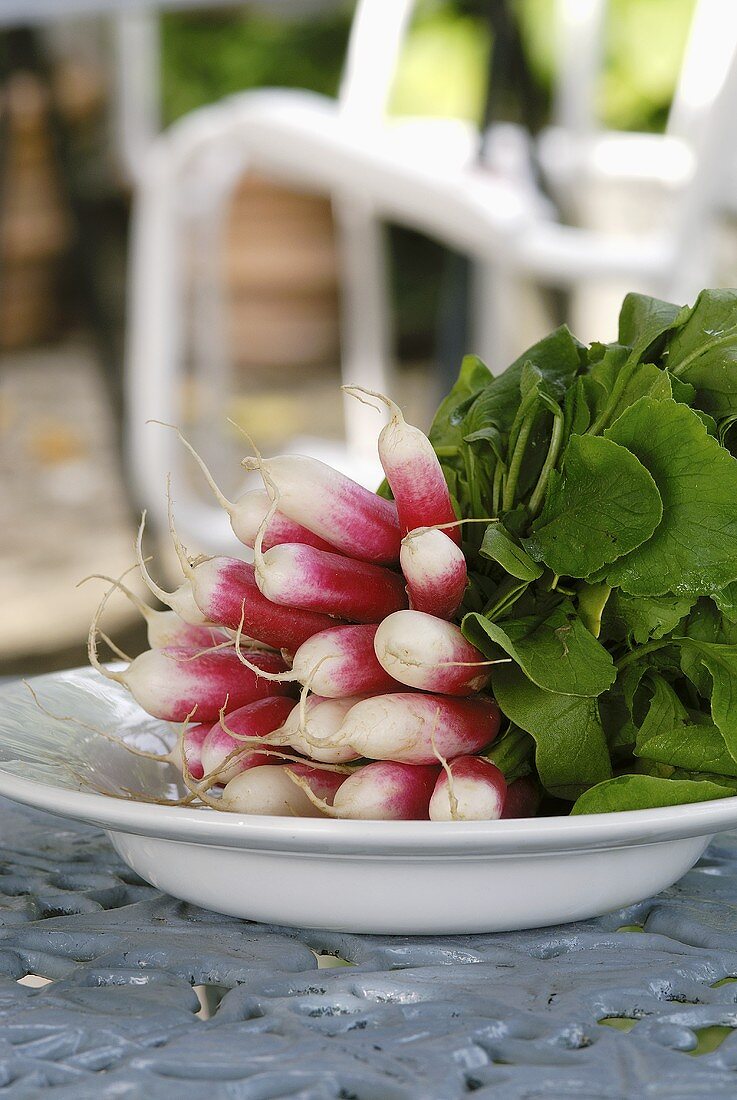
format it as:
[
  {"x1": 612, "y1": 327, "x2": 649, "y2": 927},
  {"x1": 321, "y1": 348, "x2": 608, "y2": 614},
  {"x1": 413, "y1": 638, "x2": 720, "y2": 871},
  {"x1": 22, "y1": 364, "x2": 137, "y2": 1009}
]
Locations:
[{"x1": 0, "y1": 799, "x2": 737, "y2": 1097}]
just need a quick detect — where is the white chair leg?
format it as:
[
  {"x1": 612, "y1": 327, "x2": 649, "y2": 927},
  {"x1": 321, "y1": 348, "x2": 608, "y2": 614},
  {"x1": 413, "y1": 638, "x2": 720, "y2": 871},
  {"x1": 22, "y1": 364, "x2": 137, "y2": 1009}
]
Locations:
[
  {"x1": 471, "y1": 260, "x2": 521, "y2": 374},
  {"x1": 111, "y1": 10, "x2": 161, "y2": 182},
  {"x1": 334, "y1": 198, "x2": 393, "y2": 478}
]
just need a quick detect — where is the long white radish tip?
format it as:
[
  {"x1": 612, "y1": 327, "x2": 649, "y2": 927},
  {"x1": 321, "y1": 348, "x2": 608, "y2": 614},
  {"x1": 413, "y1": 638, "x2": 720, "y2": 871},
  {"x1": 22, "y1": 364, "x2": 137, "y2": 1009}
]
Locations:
[
  {"x1": 401, "y1": 518, "x2": 496, "y2": 544},
  {"x1": 165, "y1": 474, "x2": 197, "y2": 581},
  {"x1": 148, "y1": 418, "x2": 236, "y2": 517},
  {"x1": 87, "y1": 580, "x2": 128, "y2": 686},
  {"x1": 77, "y1": 572, "x2": 153, "y2": 623},
  {"x1": 225, "y1": 417, "x2": 263, "y2": 463},
  {"x1": 342, "y1": 384, "x2": 404, "y2": 424},
  {"x1": 135, "y1": 510, "x2": 178, "y2": 607},
  {"x1": 233, "y1": 602, "x2": 294, "y2": 682}
]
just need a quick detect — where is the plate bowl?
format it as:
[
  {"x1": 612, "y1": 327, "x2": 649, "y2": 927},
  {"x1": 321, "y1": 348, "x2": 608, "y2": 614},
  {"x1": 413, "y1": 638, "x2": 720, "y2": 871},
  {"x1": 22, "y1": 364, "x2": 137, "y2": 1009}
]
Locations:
[{"x1": 0, "y1": 669, "x2": 732, "y2": 935}]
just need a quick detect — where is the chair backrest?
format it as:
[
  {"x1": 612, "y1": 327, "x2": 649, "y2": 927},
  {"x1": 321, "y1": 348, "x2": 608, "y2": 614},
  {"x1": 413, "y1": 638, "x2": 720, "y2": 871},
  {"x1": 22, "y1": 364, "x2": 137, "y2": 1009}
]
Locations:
[{"x1": 338, "y1": 0, "x2": 416, "y2": 124}]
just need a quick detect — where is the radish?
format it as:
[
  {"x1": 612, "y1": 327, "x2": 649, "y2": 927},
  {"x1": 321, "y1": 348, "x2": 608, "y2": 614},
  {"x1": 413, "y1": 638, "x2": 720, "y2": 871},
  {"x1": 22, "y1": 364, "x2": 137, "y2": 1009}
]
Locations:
[
  {"x1": 400, "y1": 527, "x2": 468, "y2": 620},
  {"x1": 217, "y1": 763, "x2": 344, "y2": 815},
  {"x1": 83, "y1": 574, "x2": 229, "y2": 650},
  {"x1": 374, "y1": 611, "x2": 490, "y2": 695},
  {"x1": 199, "y1": 697, "x2": 296, "y2": 782},
  {"x1": 184, "y1": 556, "x2": 342, "y2": 651},
  {"x1": 289, "y1": 761, "x2": 440, "y2": 820},
  {"x1": 242, "y1": 624, "x2": 403, "y2": 699},
  {"x1": 182, "y1": 723, "x2": 211, "y2": 781},
  {"x1": 158, "y1": 422, "x2": 340, "y2": 553},
  {"x1": 135, "y1": 512, "x2": 209, "y2": 626},
  {"x1": 429, "y1": 756, "x2": 507, "y2": 821},
  {"x1": 253, "y1": 542, "x2": 407, "y2": 623},
  {"x1": 337, "y1": 693, "x2": 500, "y2": 764},
  {"x1": 241, "y1": 453, "x2": 401, "y2": 564},
  {"x1": 343, "y1": 386, "x2": 459, "y2": 544},
  {"x1": 280, "y1": 694, "x2": 362, "y2": 764},
  {"x1": 89, "y1": 584, "x2": 292, "y2": 721},
  {"x1": 501, "y1": 776, "x2": 541, "y2": 819}
]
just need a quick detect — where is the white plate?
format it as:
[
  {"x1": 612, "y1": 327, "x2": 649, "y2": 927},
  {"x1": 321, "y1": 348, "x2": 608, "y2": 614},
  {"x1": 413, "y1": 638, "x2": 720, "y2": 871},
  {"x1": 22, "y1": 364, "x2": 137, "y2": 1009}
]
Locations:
[{"x1": 0, "y1": 668, "x2": 735, "y2": 935}]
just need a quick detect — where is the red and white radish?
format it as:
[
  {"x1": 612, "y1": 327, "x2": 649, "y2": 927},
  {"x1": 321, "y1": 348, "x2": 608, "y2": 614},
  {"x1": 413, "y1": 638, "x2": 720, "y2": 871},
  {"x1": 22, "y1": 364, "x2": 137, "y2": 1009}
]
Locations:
[
  {"x1": 343, "y1": 386, "x2": 459, "y2": 544},
  {"x1": 199, "y1": 697, "x2": 296, "y2": 782},
  {"x1": 253, "y1": 542, "x2": 407, "y2": 624},
  {"x1": 84, "y1": 574, "x2": 229, "y2": 650},
  {"x1": 135, "y1": 512, "x2": 209, "y2": 626},
  {"x1": 217, "y1": 763, "x2": 344, "y2": 815},
  {"x1": 182, "y1": 723, "x2": 212, "y2": 781},
  {"x1": 185, "y1": 556, "x2": 342, "y2": 651},
  {"x1": 400, "y1": 527, "x2": 467, "y2": 620},
  {"x1": 374, "y1": 611, "x2": 490, "y2": 695},
  {"x1": 501, "y1": 776, "x2": 541, "y2": 819},
  {"x1": 241, "y1": 453, "x2": 401, "y2": 564},
  {"x1": 337, "y1": 693, "x2": 500, "y2": 764},
  {"x1": 235, "y1": 623, "x2": 405, "y2": 700},
  {"x1": 160, "y1": 422, "x2": 340, "y2": 553},
  {"x1": 429, "y1": 756, "x2": 507, "y2": 821},
  {"x1": 280, "y1": 694, "x2": 362, "y2": 763},
  {"x1": 89, "y1": 599, "x2": 292, "y2": 721},
  {"x1": 289, "y1": 761, "x2": 440, "y2": 820}
]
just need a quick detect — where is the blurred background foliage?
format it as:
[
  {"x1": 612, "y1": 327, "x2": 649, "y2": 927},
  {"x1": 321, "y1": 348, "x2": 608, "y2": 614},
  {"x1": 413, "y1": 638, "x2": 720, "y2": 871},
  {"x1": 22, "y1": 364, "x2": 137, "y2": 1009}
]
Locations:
[{"x1": 161, "y1": 0, "x2": 695, "y2": 132}]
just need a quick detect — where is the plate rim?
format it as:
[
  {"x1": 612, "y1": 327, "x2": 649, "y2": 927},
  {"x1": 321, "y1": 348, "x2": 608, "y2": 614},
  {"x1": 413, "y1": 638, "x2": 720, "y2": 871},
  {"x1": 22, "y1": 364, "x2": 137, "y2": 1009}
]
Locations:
[{"x1": 1, "y1": 670, "x2": 735, "y2": 856}]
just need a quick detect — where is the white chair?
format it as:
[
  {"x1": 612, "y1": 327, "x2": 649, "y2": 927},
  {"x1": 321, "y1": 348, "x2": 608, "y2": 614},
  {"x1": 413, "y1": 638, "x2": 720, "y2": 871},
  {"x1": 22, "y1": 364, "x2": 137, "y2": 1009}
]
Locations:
[{"x1": 531, "y1": 0, "x2": 737, "y2": 307}]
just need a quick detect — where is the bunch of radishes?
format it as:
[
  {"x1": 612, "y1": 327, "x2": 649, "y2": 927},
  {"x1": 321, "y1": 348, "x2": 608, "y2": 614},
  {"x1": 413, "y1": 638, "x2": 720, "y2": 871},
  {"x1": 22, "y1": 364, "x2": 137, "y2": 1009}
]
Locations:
[{"x1": 88, "y1": 388, "x2": 539, "y2": 821}]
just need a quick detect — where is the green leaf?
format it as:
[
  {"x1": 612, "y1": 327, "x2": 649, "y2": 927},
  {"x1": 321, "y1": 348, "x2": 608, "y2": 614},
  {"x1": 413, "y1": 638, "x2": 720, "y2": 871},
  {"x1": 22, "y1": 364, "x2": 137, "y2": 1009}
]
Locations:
[
  {"x1": 429, "y1": 353, "x2": 491, "y2": 451},
  {"x1": 618, "y1": 292, "x2": 684, "y2": 353},
  {"x1": 462, "y1": 603, "x2": 616, "y2": 697},
  {"x1": 577, "y1": 582, "x2": 612, "y2": 637},
  {"x1": 571, "y1": 774, "x2": 733, "y2": 815},
  {"x1": 493, "y1": 663, "x2": 611, "y2": 799},
  {"x1": 482, "y1": 724, "x2": 534, "y2": 783},
  {"x1": 667, "y1": 288, "x2": 737, "y2": 418},
  {"x1": 563, "y1": 376, "x2": 592, "y2": 438},
  {"x1": 605, "y1": 398, "x2": 737, "y2": 596},
  {"x1": 715, "y1": 581, "x2": 737, "y2": 623},
  {"x1": 463, "y1": 326, "x2": 583, "y2": 441},
  {"x1": 590, "y1": 350, "x2": 673, "y2": 425},
  {"x1": 524, "y1": 434, "x2": 662, "y2": 578},
  {"x1": 677, "y1": 638, "x2": 737, "y2": 759},
  {"x1": 480, "y1": 523, "x2": 543, "y2": 581},
  {"x1": 636, "y1": 721, "x2": 737, "y2": 778},
  {"x1": 605, "y1": 591, "x2": 694, "y2": 644}
]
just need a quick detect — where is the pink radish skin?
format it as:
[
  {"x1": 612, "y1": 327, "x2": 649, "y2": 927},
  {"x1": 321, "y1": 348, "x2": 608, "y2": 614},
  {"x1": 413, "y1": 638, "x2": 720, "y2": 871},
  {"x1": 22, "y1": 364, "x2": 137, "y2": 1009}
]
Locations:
[
  {"x1": 241, "y1": 454, "x2": 401, "y2": 564},
  {"x1": 338, "y1": 693, "x2": 500, "y2": 764},
  {"x1": 188, "y1": 557, "x2": 343, "y2": 650},
  {"x1": 286, "y1": 624, "x2": 404, "y2": 698},
  {"x1": 182, "y1": 723, "x2": 211, "y2": 781},
  {"x1": 281, "y1": 695, "x2": 362, "y2": 763},
  {"x1": 94, "y1": 646, "x2": 292, "y2": 723},
  {"x1": 318, "y1": 761, "x2": 441, "y2": 819},
  {"x1": 344, "y1": 388, "x2": 459, "y2": 544},
  {"x1": 229, "y1": 490, "x2": 340, "y2": 554},
  {"x1": 200, "y1": 697, "x2": 297, "y2": 782},
  {"x1": 83, "y1": 574, "x2": 229, "y2": 650},
  {"x1": 161, "y1": 424, "x2": 342, "y2": 554},
  {"x1": 429, "y1": 756, "x2": 507, "y2": 821},
  {"x1": 400, "y1": 528, "x2": 467, "y2": 620},
  {"x1": 501, "y1": 776, "x2": 541, "y2": 819},
  {"x1": 254, "y1": 543, "x2": 407, "y2": 623},
  {"x1": 374, "y1": 611, "x2": 489, "y2": 695},
  {"x1": 218, "y1": 763, "x2": 344, "y2": 815}
]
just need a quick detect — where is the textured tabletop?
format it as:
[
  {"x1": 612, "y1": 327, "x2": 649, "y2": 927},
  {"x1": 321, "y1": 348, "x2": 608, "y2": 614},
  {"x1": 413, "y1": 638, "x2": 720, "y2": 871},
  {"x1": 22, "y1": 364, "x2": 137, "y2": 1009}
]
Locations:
[{"x1": 0, "y1": 800, "x2": 736, "y2": 1097}]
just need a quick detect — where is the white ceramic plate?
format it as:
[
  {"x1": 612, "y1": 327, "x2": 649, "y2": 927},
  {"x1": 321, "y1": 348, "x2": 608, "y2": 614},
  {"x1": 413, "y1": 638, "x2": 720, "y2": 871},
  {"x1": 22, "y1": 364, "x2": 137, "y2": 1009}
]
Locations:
[{"x1": 1, "y1": 668, "x2": 736, "y2": 935}]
